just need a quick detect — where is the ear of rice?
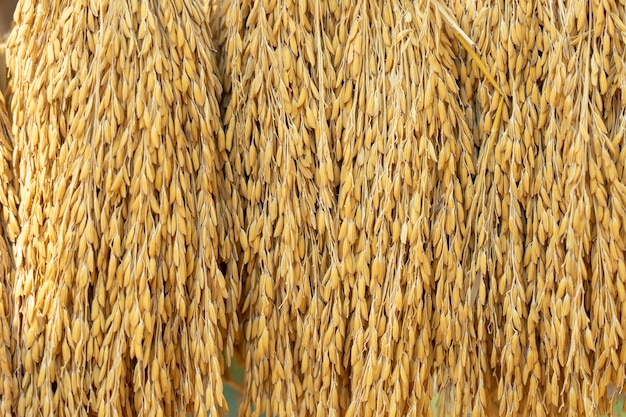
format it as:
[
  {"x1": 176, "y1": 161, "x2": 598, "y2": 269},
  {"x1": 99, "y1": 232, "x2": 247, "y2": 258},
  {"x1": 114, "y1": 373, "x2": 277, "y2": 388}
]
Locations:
[
  {"x1": 7, "y1": 1, "x2": 233, "y2": 416},
  {"x1": 584, "y1": 1, "x2": 626, "y2": 414},
  {"x1": 455, "y1": 1, "x2": 534, "y2": 415},
  {"x1": 8, "y1": 3, "x2": 63, "y2": 416},
  {"x1": 551, "y1": 1, "x2": 626, "y2": 415},
  {"x1": 447, "y1": 1, "x2": 505, "y2": 415},
  {"x1": 303, "y1": 2, "x2": 349, "y2": 415}
]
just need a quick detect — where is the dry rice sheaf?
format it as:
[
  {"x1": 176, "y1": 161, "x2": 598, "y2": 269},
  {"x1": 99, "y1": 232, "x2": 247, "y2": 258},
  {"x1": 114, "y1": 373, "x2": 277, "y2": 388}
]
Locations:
[{"x1": 7, "y1": 0, "x2": 238, "y2": 416}]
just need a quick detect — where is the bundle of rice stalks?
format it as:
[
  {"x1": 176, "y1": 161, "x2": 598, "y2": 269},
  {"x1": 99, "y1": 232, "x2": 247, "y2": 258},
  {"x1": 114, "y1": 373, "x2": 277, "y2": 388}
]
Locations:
[
  {"x1": 454, "y1": 1, "x2": 548, "y2": 415},
  {"x1": 0, "y1": 89, "x2": 19, "y2": 417},
  {"x1": 521, "y1": 1, "x2": 626, "y2": 415},
  {"x1": 216, "y1": 0, "x2": 347, "y2": 415},
  {"x1": 7, "y1": 0, "x2": 237, "y2": 416},
  {"x1": 220, "y1": 0, "x2": 626, "y2": 416},
  {"x1": 442, "y1": 1, "x2": 517, "y2": 416},
  {"x1": 216, "y1": 0, "x2": 479, "y2": 414},
  {"x1": 454, "y1": 0, "x2": 626, "y2": 416},
  {"x1": 332, "y1": 1, "x2": 473, "y2": 416}
]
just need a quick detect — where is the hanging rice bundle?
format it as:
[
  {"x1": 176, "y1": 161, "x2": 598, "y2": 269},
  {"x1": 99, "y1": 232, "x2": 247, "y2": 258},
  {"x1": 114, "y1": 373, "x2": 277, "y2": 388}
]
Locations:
[
  {"x1": 7, "y1": 0, "x2": 236, "y2": 416},
  {"x1": 332, "y1": 1, "x2": 456, "y2": 416},
  {"x1": 216, "y1": 0, "x2": 348, "y2": 415},
  {"x1": 455, "y1": 0, "x2": 626, "y2": 416},
  {"x1": 452, "y1": 1, "x2": 526, "y2": 416},
  {"x1": 411, "y1": 5, "x2": 490, "y2": 417},
  {"x1": 0, "y1": 89, "x2": 19, "y2": 417},
  {"x1": 472, "y1": 2, "x2": 548, "y2": 415},
  {"x1": 528, "y1": 1, "x2": 626, "y2": 415},
  {"x1": 217, "y1": 0, "x2": 476, "y2": 415}
]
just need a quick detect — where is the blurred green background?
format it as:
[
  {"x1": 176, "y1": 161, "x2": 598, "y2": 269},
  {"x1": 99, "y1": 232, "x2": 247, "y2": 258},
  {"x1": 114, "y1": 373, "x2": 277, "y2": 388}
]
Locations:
[{"x1": 224, "y1": 359, "x2": 244, "y2": 417}]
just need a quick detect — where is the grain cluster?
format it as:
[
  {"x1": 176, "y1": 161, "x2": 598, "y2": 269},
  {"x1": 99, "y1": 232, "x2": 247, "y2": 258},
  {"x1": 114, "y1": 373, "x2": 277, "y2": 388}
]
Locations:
[
  {"x1": 7, "y1": 0, "x2": 237, "y2": 416},
  {"x1": 452, "y1": 0, "x2": 626, "y2": 415},
  {"x1": 217, "y1": 0, "x2": 626, "y2": 416},
  {"x1": 2, "y1": 0, "x2": 626, "y2": 416},
  {"x1": 215, "y1": 0, "x2": 474, "y2": 415},
  {"x1": 216, "y1": 0, "x2": 345, "y2": 414}
]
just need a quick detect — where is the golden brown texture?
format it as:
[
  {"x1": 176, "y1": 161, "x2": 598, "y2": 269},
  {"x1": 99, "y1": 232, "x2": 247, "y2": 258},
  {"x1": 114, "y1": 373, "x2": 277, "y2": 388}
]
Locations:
[
  {"x1": 4, "y1": 0, "x2": 626, "y2": 416},
  {"x1": 335, "y1": 2, "x2": 455, "y2": 416},
  {"x1": 454, "y1": 0, "x2": 626, "y2": 416},
  {"x1": 7, "y1": 0, "x2": 236, "y2": 416},
  {"x1": 216, "y1": 0, "x2": 345, "y2": 415},
  {"x1": 218, "y1": 0, "x2": 626, "y2": 416},
  {"x1": 216, "y1": 0, "x2": 470, "y2": 415}
]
